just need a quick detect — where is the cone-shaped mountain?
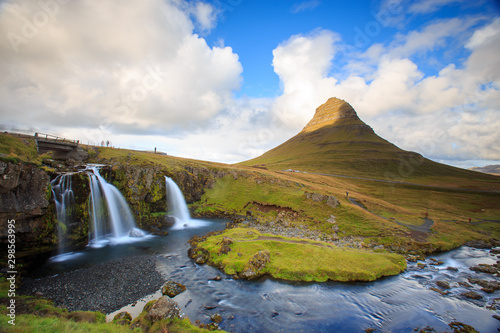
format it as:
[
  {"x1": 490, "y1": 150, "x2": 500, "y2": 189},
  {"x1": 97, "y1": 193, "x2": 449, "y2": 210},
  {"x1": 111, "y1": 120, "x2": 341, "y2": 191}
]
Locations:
[{"x1": 241, "y1": 97, "x2": 488, "y2": 182}]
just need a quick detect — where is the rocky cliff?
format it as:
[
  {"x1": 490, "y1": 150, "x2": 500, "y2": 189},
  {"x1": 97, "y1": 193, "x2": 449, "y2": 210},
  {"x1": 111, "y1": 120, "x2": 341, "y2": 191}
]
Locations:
[
  {"x1": 0, "y1": 157, "x2": 230, "y2": 258},
  {"x1": 0, "y1": 161, "x2": 52, "y2": 249}
]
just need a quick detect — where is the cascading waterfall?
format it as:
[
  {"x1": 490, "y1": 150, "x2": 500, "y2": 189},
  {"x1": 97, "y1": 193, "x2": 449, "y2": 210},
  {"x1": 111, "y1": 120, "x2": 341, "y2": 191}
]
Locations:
[
  {"x1": 165, "y1": 176, "x2": 208, "y2": 229},
  {"x1": 51, "y1": 174, "x2": 74, "y2": 254},
  {"x1": 49, "y1": 165, "x2": 148, "y2": 260},
  {"x1": 165, "y1": 177, "x2": 191, "y2": 222},
  {"x1": 87, "y1": 166, "x2": 145, "y2": 246}
]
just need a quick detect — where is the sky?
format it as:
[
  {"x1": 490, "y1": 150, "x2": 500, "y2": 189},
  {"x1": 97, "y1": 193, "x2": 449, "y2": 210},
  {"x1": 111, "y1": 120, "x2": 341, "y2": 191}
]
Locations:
[{"x1": 0, "y1": 0, "x2": 499, "y2": 169}]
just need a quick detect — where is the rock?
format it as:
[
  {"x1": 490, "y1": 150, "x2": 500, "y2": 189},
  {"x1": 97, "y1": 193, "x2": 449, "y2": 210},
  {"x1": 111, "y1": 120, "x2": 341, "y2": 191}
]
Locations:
[
  {"x1": 213, "y1": 275, "x2": 222, "y2": 281},
  {"x1": 429, "y1": 259, "x2": 444, "y2": 266},
  {"x1": 446, "y1": 266, "x2": 459, "y2": 272},
  {"x1": 204, "y1": 304, "x2": 217, "y2": 310},
  {"x1": 461, "y1": 291, "x2": 483, "y2": 300},
  {"x1": 430, "y1": 287, "x2": 449, "y2": 296},
  {"x1": 436, "y1": 280, "x2": 451, "y2": 289},
  {"x1": 448, "y1": 321, "x2": 479, "y2": 333},
  {"x1": 145, "y1": 296, "x2": 185, "y2": 322},
  {"x1": 211, "y1": 313, "x2": 223, "y2": 323},
  {"x1": 129, "y1": 228, "x2": 146, "y2": 237},
  {"x1": 490, "y1": 248, "x2": 500, "y2": 255},
  {"x1": 305, "y1": 192, "x2": 339, "y2": 208},
  {"x1": 218, "y1": 237, "x2": 233, "y2": 255},
  {"x1": 417, "y1": 263, "x2": 427, "y2": 269},
  {"x1": 327, "y1": 215, "x2": 336, "y2": 224},
  {"x1": 112, "y1": 311, "x2": 132, "y2": 325},
  {"x1": 0, "y1": 161, "x2": 51, "y2": 248},
  {"x1": 468, "y1": 278, "x2": 500, "y2": 293},
  {"x1": 163, "y1": 215, "x2": 176, "y2": 227},
  {"x1": 458, "y1": 281, "x2": 472, "y2": 288},
  {"x1": 469, "y1": 263, "x2": 498, "y2": 275},
  {"x1": 406, "y1": 255, "x2": 417, "y2": 262},
  {"x1": 188, "y1": 247, "x2": 209, "y2": 264},
  {"x1": 373, "y1": 245, "x2": 385, "y2": 250},
  {"x1": 162, "y1": 281, "x2": 186, "y2": 297},
  {"x1": 239, "y1": 250, "x2": 271, "y2": 279},
  {"x1": 326, "y1": 196, "x2": 339, "y2": 208}
]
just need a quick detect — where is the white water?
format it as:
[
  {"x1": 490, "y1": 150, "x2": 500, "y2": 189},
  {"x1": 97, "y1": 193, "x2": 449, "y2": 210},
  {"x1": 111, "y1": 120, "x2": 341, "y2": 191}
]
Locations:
[
  {"x1": 87, "y1": 166, "x2": 148, "y2": 247},
  {"x1": 165, "y1": 176, "x2": 209, "y2": 229},
  {"x1": 51, "y1": 174, "x2": 74, "y2": 254}
]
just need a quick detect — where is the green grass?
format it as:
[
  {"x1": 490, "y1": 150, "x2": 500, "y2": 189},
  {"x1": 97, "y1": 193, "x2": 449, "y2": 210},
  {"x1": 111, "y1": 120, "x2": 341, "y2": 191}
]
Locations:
[
  {"x1": 197, "y1": 227, "x2": 407, "y2": 282},
  {"x1": 0, "y1": 133, "x2": 41, "y2": 164},
  {"x1": 0, "y1": 314, "x2": 132, "y2": 333}
]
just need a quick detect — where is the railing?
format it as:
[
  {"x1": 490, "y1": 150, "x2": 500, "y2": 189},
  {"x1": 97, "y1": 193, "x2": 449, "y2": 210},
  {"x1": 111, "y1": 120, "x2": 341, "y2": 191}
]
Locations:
[{"x1": 35, "y1": 132, "x2": 79, "y2": 144}]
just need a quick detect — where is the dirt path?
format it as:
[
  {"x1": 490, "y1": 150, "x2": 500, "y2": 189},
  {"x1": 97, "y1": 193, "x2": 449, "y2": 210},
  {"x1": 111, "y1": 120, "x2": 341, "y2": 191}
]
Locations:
[
  {"x1": 349, "y1": 197, "x2": 434, "y2": 233},
  {"x1": 240, "y1": 235, "x2": 335, "y2": 249}
]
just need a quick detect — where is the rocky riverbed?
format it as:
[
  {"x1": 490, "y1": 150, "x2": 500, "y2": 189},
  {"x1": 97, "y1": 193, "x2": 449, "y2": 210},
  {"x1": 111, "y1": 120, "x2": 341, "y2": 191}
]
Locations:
[{"x1": 19, "y1": 255, "x2": 164, "y2": 314}]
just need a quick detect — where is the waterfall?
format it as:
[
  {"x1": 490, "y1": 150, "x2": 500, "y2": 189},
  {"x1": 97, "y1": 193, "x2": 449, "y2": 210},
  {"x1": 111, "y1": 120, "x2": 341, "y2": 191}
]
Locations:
[
  {"x1": 165, "y1": 177, "x2": 191, "y2": 222},
  {"x1": 87, "y1": 166, "x2": 145, "y2": 246},
  {"x1": 51, "y1": 174, "x2": 74, "y2": 254},
  {"x1": 165, "y1": 176, "x2": 208, "y2": 229}
]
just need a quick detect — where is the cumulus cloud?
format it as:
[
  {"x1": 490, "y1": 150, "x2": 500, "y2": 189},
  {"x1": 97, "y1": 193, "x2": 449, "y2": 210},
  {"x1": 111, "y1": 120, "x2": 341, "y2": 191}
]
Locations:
[
  {"x1": 0, "y1": 0, "x2": 242, "y2": 143},
  {"x1": 267, "y1": 17, "x2": 500, "y2": 163},
  {"x1": 271, "y1": 30, "x2": 340, "y2": 130}
]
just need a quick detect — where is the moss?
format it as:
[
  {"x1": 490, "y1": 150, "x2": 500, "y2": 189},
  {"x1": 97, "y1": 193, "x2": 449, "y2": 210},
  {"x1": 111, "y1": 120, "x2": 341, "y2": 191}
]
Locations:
[{"x1": 198, "y1": 228, "x2": 406, "y2": 282}]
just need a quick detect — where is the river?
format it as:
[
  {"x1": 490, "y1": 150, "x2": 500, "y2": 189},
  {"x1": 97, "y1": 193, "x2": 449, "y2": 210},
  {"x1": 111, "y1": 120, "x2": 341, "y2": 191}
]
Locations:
[{"x1": 33, "y1": 219, "x2": 500, "y2": 332}]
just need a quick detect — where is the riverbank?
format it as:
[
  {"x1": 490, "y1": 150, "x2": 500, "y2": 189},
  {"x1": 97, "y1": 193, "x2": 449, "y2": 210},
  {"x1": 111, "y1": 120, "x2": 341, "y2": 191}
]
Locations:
[{"x1": 19, "y1": 255, "x2": 164, "y2": 314}]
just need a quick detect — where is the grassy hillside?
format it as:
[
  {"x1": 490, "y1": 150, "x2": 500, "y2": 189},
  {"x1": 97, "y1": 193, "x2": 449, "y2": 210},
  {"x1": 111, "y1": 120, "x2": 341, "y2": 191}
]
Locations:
[{"x1": 240, "y1": 98, "x2": 500, "y2": 190}]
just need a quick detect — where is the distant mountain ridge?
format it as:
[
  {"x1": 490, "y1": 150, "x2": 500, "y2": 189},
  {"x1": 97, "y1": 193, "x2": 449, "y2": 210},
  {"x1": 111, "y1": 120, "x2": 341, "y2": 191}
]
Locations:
[
  {"x1": 469, "y1": 165, "x2": 500, "y2": 175},
  {"x1": 240, "y1": 97, "x2": 498, "y2": 186}
]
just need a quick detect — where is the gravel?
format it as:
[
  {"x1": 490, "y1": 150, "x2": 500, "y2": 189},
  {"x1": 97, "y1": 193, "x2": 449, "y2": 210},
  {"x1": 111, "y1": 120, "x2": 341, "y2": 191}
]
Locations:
[{"x1": 19, "y1": 255, "x2": 164, "y2": 314}]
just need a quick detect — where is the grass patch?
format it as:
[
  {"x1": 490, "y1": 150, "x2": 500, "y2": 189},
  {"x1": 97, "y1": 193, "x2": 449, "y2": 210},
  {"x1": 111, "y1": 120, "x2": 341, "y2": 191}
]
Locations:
[{"x1": 198, "y1": 227, "x2": 406, "y2": 282}]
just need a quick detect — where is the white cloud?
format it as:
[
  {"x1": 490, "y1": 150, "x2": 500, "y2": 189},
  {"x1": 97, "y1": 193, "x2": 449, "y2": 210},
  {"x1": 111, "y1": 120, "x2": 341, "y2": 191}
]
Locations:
[
  {"x1": 0, "y1": 0, "x2": 242, "y2": 142},
  {"x1": 271, "y1": 30, "x2": 340, "y2": 130},
  {"x1": 188, "y1": 1, "x2": 218, "y2": 33},
  {"x1": 266, "y1": 18, "x2": 500, "y2": 164},
  {"x1": 291, "y1": 0, "x2": 321, "y2": 14},
  {"x1": 0, "y1": 0, "x2": 498, "y2": 168},
  {"x1": 409, "y1": 0, "x2": 466, "y2": 14}
]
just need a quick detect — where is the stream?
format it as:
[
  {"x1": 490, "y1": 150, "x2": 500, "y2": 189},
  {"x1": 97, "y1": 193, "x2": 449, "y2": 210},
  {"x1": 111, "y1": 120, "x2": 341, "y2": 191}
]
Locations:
[{"x1": 32, "y1": 219, "x2": 500, "y2": 332}]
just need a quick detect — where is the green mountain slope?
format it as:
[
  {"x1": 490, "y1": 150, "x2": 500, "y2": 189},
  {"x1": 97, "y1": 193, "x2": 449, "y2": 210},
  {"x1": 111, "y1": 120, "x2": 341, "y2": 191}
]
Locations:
[{"x1": 240, "y1": 97, "x2": 499, "y2": 188}]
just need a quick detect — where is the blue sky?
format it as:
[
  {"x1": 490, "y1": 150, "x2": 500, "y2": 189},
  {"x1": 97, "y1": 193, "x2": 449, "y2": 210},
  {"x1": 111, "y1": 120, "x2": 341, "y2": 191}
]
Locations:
[
  {"x1": 0, "y1": 0, "x2": 499, "y2": 168},
  {"x1": 205, "y1": 0, "x2": 496, "y2": 97}
]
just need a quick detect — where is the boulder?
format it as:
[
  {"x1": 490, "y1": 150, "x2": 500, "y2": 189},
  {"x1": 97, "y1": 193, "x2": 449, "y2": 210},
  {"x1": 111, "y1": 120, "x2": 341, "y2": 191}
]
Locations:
[
  {"x1": 162, "y1": 281, "x2": 186, "y2": 298},
  {"x1": 468, "y1": 278, "x2": 500, "y2": 293},
  {"x1": 112, "y1": 311, "x2": 132, "y2": 325},
  {"x1": 218, "y1": 237, "x2": 233, "y2": 255},
  {"x1": 145, "y1": 296, "x2": 185, "y2": 322},
  {"x1": 129, "y1": 228, "x2": 146, "y2": 237},
  {"x1": 188, "y1": 247, "x2": 209, "y2": 264},
  {"x1": 239, "y1": 250, "x2": 271, "y2": 279},
  {"x1": 436, "y1": 280, "x2": 450, "y2": 289},
  {"x1": 305, "y1": 192, "x2": 339, "y2": 208},
  {"x1": 211, "y1": 313, "x2": 223, "y2": 323},
  {"x1": 163, "y1": 215, "x2": 177, "y2": 227},
  {"x1": 461, "y1": 291, "x2": 483, "y2": 300},
  {"x1": 326, "y1": 196, "x2": 339, "y2": 208},
  {"x1": 469, "y1": 263, "x2": 498, "y2": 275}
]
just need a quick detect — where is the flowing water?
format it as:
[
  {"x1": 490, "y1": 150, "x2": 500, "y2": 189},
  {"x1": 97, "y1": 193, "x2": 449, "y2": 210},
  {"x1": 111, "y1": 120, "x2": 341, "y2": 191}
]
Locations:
[
  {"x1": 165, "y1": 176, "x2": 210, "y2": 230},
  {"x1": 46, "y1": 175, "x2": 500, "y2": 332},
  {"x1": 36, "y1": 218, "x2": 500, "y2": 332},
  {"x1": 50, "y1": 174, "x2": 75, "y2": 255},
  {"x1": 49, "y1": 166, "x2": 149, "y2": 262}
]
